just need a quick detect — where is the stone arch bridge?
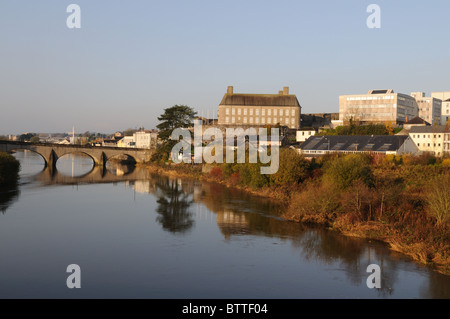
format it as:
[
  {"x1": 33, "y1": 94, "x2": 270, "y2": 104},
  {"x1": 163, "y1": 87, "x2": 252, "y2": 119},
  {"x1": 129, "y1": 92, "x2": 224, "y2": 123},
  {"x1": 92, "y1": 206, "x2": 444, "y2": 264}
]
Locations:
[{"x1": 0, "y1": 141, "x2": 154, "y2": 168}]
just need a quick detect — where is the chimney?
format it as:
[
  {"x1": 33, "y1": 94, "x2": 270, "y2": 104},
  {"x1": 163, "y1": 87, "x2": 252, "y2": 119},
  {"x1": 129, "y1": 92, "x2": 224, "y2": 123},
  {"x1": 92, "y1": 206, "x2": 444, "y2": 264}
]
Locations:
[
  {"x1": 227, "y1": 86, "x2": 234, "y2": 95},
  {"x1": 283, "y1": 87, "x2": 289, "y2": 95},
  {"x1": 278, "y1": 90, "x2": 283, "y2": 95}
]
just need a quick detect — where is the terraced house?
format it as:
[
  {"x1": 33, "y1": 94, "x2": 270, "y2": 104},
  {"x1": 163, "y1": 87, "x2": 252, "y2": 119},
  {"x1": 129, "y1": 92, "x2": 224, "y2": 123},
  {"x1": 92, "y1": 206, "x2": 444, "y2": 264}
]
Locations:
[
  {"x1": 217, "y1": 86, "x2": 301, "y2": 129},
  {"x1": 409, "y1": 125, "x2": 450, "y2": 157}
]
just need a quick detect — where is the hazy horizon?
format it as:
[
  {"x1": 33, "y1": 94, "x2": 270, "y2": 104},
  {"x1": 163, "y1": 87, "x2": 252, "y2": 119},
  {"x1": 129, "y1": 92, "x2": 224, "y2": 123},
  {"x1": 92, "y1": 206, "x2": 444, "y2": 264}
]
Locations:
[{"x1": 2, "y1": 0, "x2": 450, "y2": 135}]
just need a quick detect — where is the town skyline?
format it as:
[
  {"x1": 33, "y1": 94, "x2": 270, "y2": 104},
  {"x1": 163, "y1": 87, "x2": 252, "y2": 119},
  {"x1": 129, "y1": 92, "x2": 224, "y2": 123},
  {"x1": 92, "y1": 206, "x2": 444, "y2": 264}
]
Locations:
[{"x1": 2, "y1": 0, "x2": 450, "y2": 135}]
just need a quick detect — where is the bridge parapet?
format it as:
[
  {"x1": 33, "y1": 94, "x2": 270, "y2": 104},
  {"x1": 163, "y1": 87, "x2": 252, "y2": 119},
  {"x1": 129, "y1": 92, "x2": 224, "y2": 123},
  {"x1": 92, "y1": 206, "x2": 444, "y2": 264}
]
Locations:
[{"x1": 0, "y1": 141, "x2": 154, "y2": 167}]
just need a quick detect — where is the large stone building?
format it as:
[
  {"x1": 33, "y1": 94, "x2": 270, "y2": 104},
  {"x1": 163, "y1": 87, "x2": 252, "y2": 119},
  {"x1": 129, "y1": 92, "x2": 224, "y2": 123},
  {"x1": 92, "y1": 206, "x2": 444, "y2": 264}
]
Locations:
[
  {"x1": 217, "y1": 86, "x2": 301, "y2": 129},
  {"x1": 411, "y1": 92, "x2": 442, "y2": 125},
  {"x1": 338, "y1": 89, "x2": 418, "y2": 126},
  {"x1": 431, "y1": 92, "x2": 450, "y2": 125}
]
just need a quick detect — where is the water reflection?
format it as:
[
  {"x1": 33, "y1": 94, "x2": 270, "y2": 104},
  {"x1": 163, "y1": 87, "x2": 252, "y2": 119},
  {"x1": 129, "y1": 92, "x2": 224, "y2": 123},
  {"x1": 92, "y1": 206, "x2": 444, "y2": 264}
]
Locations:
[
  {"x1": 153, "y1": 176, "x2": 195, "y2": 234},
  {"x1": 56, "y1": 153, "x2": 95, "y2": 177},
  {"x1": 0, "y1": 184, "x2": 20, "y2": 214},
  {"x1": 4, "y1": 152, "x2": 450, "y2": 298}
]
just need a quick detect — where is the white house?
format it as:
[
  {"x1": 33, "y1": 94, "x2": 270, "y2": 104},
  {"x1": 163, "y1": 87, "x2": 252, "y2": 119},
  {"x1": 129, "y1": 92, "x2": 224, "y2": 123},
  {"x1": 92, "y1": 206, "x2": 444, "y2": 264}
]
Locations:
[{"x1": 296, "y1": 130, "x2": 316, "y2": 143}]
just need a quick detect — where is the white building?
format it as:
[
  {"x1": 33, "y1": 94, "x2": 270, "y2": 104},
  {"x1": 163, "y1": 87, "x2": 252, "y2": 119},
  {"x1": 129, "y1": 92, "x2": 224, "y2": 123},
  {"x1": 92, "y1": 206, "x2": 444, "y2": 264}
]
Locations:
[
  {"x1": 431, "y1": 92, "x2": 450, "y2": 125},
  {"x1": 117, "y1": 136, "x2": 136, "y2": 148},
  {"x1": 339, "y1": 89, "x2": 419, "y2": 125},
  {"x1": 133, "y1": 130, "x2": 158, "y2": 149},
  {"x1": 409, "y1": 126, "x2": 450, "y2": 157},
  {"x1": 411, "y1": 92, "x2": 442, "y2": 125},
  {"x1": 296, "y1": 130, "x2": 316, "y2": 143}
]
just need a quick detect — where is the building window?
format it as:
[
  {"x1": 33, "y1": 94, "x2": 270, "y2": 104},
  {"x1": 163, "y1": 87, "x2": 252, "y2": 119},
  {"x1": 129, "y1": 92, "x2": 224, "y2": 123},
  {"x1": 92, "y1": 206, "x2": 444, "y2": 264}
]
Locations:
[
  {"x1": 232, "y1": 117, "x2": 235, "y2": 123},
  {"x1": 268, "y1": 109, "x2": 272, "y2": 116},
  {"x1": 244, "y1": 109, "x2": 247, "y2": 115},
  {"x1": 274, "y1": 109, "x2": 277, "y2": 116},
  {"x1": 292, "y1": 109, "x2": 296, "y2": 116},
  {"x1": 244, "y1": 117, "x2": 247, "y2": 124},
  {"x1": 225, "y1": 117, "x2": 229, "y2": 123},
  {"x1": 255, "y1": 117, "x2": 259, "y2": 124},
  {"x1": 232, "y1": 109, "x2": 235, "y2": 115},
  {"x1": 226, "y1": 108, "x2": 230, "y2": 115},
  {"x1": 261, "y1": 117, "x2": 265, "y2": 123},
  {"x1": 256, "y1": 109, "x2": 259, "y2": 116},
  {"x1": 249, "y1": 109, "x2": 253, "y2": 116},
  {"x1": 280, "y1": 109, "x2": 283, "y2": 116},
  {"x1": 238, "y1": 109, "x2": 241, "y2": 115},
  {"x1": 262, "y1": 109, "x2": 265, "y2": 116}
]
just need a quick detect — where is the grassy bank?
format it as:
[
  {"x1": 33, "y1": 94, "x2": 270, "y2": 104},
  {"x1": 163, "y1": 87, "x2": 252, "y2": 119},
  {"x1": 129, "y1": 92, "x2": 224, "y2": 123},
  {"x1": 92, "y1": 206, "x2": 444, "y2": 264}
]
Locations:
[
  {"x1": 143, "y1": 151, "x2": 450, "y2": 275},
  {"x1": 0, "y1": 152, "x2": 20, "y2": 186}
]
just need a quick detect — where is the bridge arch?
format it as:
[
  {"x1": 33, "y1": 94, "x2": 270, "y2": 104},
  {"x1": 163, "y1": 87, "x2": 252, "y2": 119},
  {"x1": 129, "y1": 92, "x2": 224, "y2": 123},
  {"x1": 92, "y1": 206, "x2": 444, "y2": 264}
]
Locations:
[
  {"x1": 8, "y1": 148, "x2": 47, "y2": 165},
  {"x1": 55, "y1": 150, "x2": 99, "y2": 167}
]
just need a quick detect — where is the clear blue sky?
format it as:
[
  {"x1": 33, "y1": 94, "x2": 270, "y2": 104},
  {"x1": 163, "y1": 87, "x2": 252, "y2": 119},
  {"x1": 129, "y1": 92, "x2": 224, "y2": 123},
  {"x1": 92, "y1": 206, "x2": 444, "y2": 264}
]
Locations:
[{"x1": 1, "y1": 0, "x2": 449, "y2": 135}]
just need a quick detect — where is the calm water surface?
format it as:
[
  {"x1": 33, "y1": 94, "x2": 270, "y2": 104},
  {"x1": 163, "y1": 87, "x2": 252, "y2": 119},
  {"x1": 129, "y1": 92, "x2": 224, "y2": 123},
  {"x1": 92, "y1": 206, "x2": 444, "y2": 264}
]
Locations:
[{"x1": 0, "y1": 150, "x2": 449, "y2": 298}]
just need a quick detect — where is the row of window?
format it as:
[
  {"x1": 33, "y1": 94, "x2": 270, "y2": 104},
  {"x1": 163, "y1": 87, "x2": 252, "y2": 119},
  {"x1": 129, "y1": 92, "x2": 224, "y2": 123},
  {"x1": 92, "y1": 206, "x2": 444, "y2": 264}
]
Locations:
[
  {"x1": 224, "y1": 117, "x2": 295, "y2": 125},
  {"x1": 418, "y1": 143, "x2": 441, "y2": 147},
  {"x1": 344, "y1": 104, "x2": 396, "y2": 109},
  {"x1": 412, "y1": 134, "x2": 442, "y2": 139},
  {"x1": 225, "y1": 108, "x2": 296, "y2": 116},
  {"x1": 346, "y1": 96, "x2": 395, "y2": 101}
]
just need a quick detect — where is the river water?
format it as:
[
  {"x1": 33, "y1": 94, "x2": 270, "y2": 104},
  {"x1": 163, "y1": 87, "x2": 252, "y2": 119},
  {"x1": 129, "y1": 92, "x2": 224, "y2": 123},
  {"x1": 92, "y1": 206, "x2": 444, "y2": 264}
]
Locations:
[{"x1": 0, "y1": 150, "x2": 448, "y2": 298}]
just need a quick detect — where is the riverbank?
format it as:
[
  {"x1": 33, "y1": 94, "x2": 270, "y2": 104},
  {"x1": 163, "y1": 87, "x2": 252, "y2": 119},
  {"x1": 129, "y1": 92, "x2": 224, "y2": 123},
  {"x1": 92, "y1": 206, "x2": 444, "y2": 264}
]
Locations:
[
  {"x1": 0, "y1": 152, "x2": 20, "y2": 186},
  {"x1": 141, "y1": 154, "x2": 450, "y2": 276}
]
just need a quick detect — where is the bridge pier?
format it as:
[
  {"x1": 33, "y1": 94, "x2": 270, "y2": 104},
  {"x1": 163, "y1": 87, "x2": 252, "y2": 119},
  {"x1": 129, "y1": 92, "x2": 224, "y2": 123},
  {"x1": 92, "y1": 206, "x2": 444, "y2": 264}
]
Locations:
[{"x1": 47, "y1": 150, "x2": 58, "y2": 171}]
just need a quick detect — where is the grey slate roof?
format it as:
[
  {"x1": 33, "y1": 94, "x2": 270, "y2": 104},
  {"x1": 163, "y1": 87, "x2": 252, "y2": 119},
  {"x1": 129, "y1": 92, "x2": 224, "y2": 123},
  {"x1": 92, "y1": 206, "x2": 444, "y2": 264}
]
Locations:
[
  {"x1": 220, "y1": 93, "x2": 301, "y2": 107},
  {"x1": 409, "y1": 126, "x2": 449, "y2": 134},
  {"x1": 300, "y1": 135, "x2": 410, "y2": 152},
  {"x1": 404, "y1": 116, "x2": 431, "y2": 125}
]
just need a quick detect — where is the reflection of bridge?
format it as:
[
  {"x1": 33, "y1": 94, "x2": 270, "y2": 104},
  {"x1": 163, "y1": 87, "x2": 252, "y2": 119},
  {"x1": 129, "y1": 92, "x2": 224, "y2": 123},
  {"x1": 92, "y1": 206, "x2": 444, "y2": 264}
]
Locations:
[
  {"x1": 0, "y1": 141, "x2": 154, "y2": 168},
  {"x1": 35, "y1": 165, "x2": 152, "y2": 185}
]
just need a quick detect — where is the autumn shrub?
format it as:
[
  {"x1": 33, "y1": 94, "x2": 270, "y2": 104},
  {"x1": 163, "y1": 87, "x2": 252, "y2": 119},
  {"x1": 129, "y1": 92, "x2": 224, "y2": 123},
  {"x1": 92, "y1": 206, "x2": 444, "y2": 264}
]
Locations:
[
  {"x1": 285, "y1": 181, "x2": 340, "y2": 224},
  {"x1": 323, "y1": 154, "x2": 373, "y2": 190},
  {"x1": 269, "y1": 149, "x2": 310, "y2": 187},
  {"x1": 424, "y1": 174, "x2": 450, "y2": 227},
  {"x1": 209, "y1": 167, "x2": 223, "y2": 180}
]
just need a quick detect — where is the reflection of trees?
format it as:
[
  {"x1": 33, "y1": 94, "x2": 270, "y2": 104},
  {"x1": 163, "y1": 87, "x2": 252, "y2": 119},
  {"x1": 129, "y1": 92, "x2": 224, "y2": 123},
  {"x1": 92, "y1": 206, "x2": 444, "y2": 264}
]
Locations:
[
  {"x1": 0, "y1": 184, "x2": 20, "y2": 214},
  {"x1": 154, "y1": 176, "x2": 194, "y2": 234},
  {"x1": 196, "y1": 181, "x2": 422, "y2": 297},
  {"x1": 294, "y1": 228, "x2": 401, "y2": 297}
]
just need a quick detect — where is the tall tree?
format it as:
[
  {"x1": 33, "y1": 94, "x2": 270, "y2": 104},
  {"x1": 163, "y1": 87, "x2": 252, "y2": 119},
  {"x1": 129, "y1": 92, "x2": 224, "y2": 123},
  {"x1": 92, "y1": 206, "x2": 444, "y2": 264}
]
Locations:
[{"x1": 156, "y1": 105, "x2": 197, "y2": 142}]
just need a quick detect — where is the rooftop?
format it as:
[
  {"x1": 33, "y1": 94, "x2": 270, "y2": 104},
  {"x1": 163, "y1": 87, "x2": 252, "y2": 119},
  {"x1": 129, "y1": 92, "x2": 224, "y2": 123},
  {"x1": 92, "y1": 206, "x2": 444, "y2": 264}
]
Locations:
[
  {"x1": 409, "y1": 126, "x2": 449, "y2": 134},
  {"x1": 220, "y1": 86, "x2": 301, "y2": 107},
  {"x1": 405, "y1": 116, "x2": 431, "y2": 125},
  {"x1": 300, "y1": 135, "x2": 410, "y2": 153}
]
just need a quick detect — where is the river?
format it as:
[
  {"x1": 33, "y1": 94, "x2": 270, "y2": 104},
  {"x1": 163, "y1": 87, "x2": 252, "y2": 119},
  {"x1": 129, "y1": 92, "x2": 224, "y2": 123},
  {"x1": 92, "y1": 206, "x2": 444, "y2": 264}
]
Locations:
[{"x1": 0, "y1": 150, "x2": 448, "y2": 298}]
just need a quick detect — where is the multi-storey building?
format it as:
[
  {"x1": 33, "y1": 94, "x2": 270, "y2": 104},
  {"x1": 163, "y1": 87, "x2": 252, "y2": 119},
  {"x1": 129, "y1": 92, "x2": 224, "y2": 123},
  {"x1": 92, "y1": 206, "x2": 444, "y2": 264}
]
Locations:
[
  {"x1": 409, "y1": 126, "x2": 450, "y2": 157},
  {"x1": 133, "y1": 130, "x2": 158, "y2": 149},
  {"x1": 411, "y1": 92, "x2": 442, "y2": 125},
  {"x1": 217, "y1": 86, "x2": 301, "y2": 129},
  {"x1": 338, "y1": 89, "x2": 418, "y2": 126},
  {"x1": 431, "y1": 92, "x2": 450, "y2": 125}
]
